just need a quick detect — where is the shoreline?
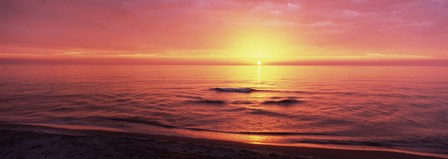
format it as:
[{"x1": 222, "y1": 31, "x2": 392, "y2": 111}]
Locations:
[{"x1": 0, "y1": 123, "x2": 446, "y2": 159}]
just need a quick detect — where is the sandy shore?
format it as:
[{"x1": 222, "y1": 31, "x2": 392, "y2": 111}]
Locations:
[{"x1": 0, "y1": 124, "x2": 445, "y2": 159}]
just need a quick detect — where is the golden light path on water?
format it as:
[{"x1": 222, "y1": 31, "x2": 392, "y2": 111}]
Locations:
[{"x1": 257, "y1": 64, "x2": 261, "y2": 84}]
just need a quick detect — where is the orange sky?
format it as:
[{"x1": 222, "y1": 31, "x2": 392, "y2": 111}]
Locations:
[{"x1": 1, "y1": 0, "x2": 447, "y2": 65}]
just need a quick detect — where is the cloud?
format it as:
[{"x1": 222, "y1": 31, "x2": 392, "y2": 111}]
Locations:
[{"x1": 0, "y1": 0, "x2": 447, "y2": 61}]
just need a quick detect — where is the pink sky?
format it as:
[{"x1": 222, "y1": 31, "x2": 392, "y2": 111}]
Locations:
[{"x1": 1, "y1": 0, "x2": 447, "y2": 65}]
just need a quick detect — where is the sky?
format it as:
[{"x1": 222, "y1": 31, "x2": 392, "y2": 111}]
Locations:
[{"x1": 1, "y1": 0, "x2": 447, "y2": 65}]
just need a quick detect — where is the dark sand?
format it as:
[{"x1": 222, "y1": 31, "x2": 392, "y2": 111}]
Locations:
[{"x1": 0, "y1": 124, "x2": 446, "y2": 159}]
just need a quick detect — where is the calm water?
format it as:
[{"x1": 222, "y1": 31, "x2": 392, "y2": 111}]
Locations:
[{"x1": 0, "y1": 65, "x2": 447, "y2": 155}]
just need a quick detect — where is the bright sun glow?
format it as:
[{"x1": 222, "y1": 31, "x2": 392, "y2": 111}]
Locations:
[
  {"x1": 257, "y1": 60, "x2": 262, "y2": 65},
  {"x1": 227, "y1": 26, "x2": 299, "y2": 64}
]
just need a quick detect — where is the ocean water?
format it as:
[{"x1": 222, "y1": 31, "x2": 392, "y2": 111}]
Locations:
[{"x1": 0, "y1": 65, "x2": 447, "y2": 155}]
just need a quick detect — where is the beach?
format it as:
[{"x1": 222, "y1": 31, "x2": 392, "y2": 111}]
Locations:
[{"x1": 0, "y1": 124, "x2": 445, "y2": 159}]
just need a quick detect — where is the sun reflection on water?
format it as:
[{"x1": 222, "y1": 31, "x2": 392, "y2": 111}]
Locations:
[
  {"x1": 257, "y1": 65, "x2": 261, "y2": 84},
  {"x1": 247, "y1": 135, "x2": 268, "y2": 144}
]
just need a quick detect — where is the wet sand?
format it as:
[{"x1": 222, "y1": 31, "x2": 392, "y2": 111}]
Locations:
[{"x1": 0, "y1": 124, "x2": 445, "y2": 159}]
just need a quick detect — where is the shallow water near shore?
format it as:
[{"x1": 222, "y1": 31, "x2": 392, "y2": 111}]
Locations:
[{"x1": 0, "y1": 65, "x2": 447, "y2": 155}]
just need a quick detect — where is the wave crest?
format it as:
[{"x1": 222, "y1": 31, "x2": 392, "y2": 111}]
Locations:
[
  {"x1": 211, "y1": 88, "x2": 256, "y2": 93},
  {"x1": 262, "y1": 99, "x2": 303, "y2": 106},
  {"x1": 188, "y1": 99, "x2": 227, "y2": 105}
]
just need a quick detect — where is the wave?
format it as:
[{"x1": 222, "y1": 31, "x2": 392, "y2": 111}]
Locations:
[
  {"x1": 101, "y1": 117, "x2": 332, "y2": 136},
  {"x1": 106, "y1": 117, "x2": 176, "y2": 128},
  {"x1": 187, "y1": 99, "x2": 227, "y2": 105},
  {"x1": 247, "y1": 109, "x2": 288, "y2": 117},
  {"x1": 289, "y1": 138, "x2": 392, "y2": 147},
  {"x1": 187, "y1": 128, "x2": 333, "y2": 136},
  {"x1": 211, "y1": 87, "x2": 256, "y2": 93},
  {"x1": 210, "y1": 87, "x2": 314, "y2": 94},
  {"x1": 262, "y1": 99, "x2": 304, "y2": 106},
  {"x1": 289, "y1": 137, "x2": 448, "y2": 153},
  {"x1": 230, "y1": 100, "x2": 254, "y2": 105},
  {"x1": 211, "y1": 88, "x2": 398, "y2": 97},
  {"x1": 186, "y1": 97, "x2": 303, "y2": 107},
  {"x1": 174, "y1": 94, "x2": 203, "y2": 100}
]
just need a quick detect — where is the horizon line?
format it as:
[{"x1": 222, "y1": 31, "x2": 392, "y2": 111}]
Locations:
[{"x1": 1, "y1": 58, "x2": 448, "y2": 66}]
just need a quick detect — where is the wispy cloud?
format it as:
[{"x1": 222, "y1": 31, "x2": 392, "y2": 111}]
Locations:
[{"x1": 1, "y1": 0, "x2": 447, "y2": 64}]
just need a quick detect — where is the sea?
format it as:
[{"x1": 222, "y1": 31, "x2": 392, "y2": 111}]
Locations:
[{"x1": 0, "y1": 64, "x2": 447, "y2": 156}]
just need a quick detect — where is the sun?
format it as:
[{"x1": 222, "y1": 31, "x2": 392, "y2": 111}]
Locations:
[{"x1": 257, "y1": 60, "x2": 262, "y2": 65}]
